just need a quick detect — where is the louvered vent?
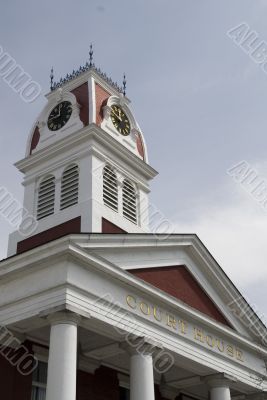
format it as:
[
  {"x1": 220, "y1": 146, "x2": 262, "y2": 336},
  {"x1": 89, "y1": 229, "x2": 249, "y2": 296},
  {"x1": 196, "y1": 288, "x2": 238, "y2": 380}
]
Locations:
[
  {"x1": 37, "y1": 175, "x2": 55, "y2": 220},
  {"x1": 123, "y1": 180, "x2": 137, "y2": 224},
  {"x1": 103, "y1": 165, "x2": 118, "y2": 211},
  {"x1": 60, "y1": 164, "x2": 79, "y2": 210}
]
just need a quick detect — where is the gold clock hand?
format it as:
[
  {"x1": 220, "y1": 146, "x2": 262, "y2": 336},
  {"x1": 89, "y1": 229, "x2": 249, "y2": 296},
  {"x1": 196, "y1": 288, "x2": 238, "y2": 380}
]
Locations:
[{"x1": 112, "y1": 110, "x2": 122, "y2": 122}]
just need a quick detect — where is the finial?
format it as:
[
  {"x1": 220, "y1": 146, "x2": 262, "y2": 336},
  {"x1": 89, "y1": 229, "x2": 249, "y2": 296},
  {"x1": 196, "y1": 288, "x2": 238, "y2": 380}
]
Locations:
[
  {"x1": 50, "y1": 67, "x2": 54, "y2": 90},
  {"x1": 123, "y1": 73, "x2": 127, "y2": 96},
  {"x1": 89, "y1": 44, "x2": 94, "y2": 67}
]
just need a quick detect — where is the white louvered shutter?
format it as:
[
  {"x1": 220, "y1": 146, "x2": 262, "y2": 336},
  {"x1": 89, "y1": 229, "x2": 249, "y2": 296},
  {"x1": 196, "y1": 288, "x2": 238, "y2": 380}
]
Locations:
[
  {"x1": 122, "y1": 180, "x2": 137, "y2": 224},
  {"x1": 103, "y1": 166, "x2": 118, "y2": 211},
  {"x1": 60, "y1": 165, "x2": 79, "y2": 210},
  {"x1": 37, "y1": 176, "x2": 55, "y2": 220}
]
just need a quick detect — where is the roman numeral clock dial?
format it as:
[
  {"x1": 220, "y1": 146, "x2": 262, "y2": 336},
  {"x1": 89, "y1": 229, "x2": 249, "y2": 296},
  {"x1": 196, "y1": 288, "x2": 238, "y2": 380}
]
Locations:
[
  {"x1": 47, "y1": 101, "x2": 73, "y2": 131},
  {"x1": 110, "y1": 105, "x2": 131, "y2": 136}
]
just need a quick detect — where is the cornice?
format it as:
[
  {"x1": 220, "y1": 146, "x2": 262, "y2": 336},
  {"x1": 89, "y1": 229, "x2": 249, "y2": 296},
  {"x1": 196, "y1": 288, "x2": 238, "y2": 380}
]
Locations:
[{"x1": 15, "y1": 124, "x2": 158, "y2": 181}]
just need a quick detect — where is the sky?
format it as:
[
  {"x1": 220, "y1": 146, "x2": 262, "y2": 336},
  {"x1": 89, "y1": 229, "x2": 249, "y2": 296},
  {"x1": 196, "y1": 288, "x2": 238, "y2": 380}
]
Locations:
[{"x1": 0, "y1": 0, "x2": 267, "y2": 325}]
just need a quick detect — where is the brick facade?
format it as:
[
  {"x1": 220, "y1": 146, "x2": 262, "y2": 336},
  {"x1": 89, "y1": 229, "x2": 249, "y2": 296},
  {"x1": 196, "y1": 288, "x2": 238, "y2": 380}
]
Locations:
[{"x1": 130, "y1": 265, "x2": 231, "y2": 327}]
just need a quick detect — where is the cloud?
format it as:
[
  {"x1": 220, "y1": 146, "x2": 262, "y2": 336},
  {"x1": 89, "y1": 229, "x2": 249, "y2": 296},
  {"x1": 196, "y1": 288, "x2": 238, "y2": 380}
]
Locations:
[{"x1": 172, "y1": 168, "x2": 267, "y2": 292}]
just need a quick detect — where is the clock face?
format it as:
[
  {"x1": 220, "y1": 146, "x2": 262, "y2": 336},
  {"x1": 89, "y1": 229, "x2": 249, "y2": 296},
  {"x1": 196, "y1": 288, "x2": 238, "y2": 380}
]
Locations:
[
  {"x1": 47, "y1": 101, "x2": 72, "y2": 131},
  {"x1": 110, "y1": 105, "x2": 131, "y2": 136}
]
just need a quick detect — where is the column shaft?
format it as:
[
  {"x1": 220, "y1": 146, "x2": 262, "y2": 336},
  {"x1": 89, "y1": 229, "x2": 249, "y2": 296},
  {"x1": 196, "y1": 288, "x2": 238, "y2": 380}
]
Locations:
[
  {"x1": 130, "y1": 353, "x2": 155, "y2": 400},
  {"x1": 210, "y1": 386, "x2": 231, "y2": 400},
  {"x1": 46, "y1": 321, "x2": 78, "y2": 400}
]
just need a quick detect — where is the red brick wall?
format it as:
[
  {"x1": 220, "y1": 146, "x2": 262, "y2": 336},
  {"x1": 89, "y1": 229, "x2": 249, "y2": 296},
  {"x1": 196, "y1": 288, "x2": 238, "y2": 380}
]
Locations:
[
  {"x1": 77, "y1": 370, "x2": 94, "y2": 400},
  {"x1": 95, "y1": 83, "x2": 110, "y2": 126},
  {"x1": 30, "y1": 126, "x2": 40, "y2": 155},
  {"x1": 102, "y1": 218, "x2": 127, "y2": 234},
  {"x1": 0, "y1": 347, "x2": 32, "y2": 400},
  {"x1": 77, "y1": 366, "x2": 119, "y2": 400},
  {"x1": 136, "y1": 132, "x2": 145, "y2": 160},
  {"x1": 71, "y1": 82, "x2": 89, "y2": 126},
  {"x1": 17, "y1": 217, "x2": 81, "y2": 254},
  {"x1": 0, "y1": 358, "x2": 175, "y2": 400},
  {"x1": 130, "y1": 266, "x2": 231, "y2": 327},
  {"x1": 77, "y1": 368, "x2": 167, "y2": 400}
]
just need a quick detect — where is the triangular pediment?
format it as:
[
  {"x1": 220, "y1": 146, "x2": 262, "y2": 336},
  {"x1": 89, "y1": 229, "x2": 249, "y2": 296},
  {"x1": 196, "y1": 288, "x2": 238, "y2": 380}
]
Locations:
[
  {"x1": 129, "y1": 265, "x2": 232, "y2": 328},
  {"x1": 74, "y1": 233, "x2": 267, "y2": 344}
]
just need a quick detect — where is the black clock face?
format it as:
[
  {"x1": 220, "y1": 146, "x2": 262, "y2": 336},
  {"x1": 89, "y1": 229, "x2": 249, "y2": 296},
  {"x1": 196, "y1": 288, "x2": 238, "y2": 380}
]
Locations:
[
  {"x1": 47, "y1": 101, "x2": 72, "y2": 131},
  {"x1": 110, "y1": 105, "x2": 131, "y2": 136}
]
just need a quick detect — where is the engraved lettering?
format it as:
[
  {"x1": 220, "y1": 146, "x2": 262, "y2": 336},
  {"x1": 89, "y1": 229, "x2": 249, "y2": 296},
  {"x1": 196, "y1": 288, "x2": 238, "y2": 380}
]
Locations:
[{"x1": 126, "y1": 295, "x2": 136, "y2": 309}]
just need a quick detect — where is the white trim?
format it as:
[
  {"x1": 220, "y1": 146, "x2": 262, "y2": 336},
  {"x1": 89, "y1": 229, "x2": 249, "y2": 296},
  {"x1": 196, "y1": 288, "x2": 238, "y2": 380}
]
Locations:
[
  {"x1": 16, "y1": 125, "x2": 158, "y2": 181},
  {"x1": 88, "y1": 76, "x2": 96, "y2": 124}
]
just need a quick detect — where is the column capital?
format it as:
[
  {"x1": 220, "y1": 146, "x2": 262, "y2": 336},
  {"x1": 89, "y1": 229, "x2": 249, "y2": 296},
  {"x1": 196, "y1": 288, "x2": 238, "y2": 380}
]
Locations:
[
  {"x1": 47, "y1": 311, "x2": 81, "y2": 326},
  {"x1": 204, "y1": 373, "x2": 237, "y2": 388}
]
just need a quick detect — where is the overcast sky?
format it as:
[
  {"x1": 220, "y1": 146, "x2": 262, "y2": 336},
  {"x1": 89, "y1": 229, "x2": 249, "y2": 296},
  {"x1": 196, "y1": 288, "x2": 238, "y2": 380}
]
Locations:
[{"x1": 0, "y1": 0, "x2": 267, "y2": 324}]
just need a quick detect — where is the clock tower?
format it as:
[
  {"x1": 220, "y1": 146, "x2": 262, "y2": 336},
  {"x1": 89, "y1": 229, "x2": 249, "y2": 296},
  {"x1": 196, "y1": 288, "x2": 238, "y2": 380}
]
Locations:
[
  {"x1": 7, "y1": 59, "x2": 158, "y2": 256},
  {"x1": 1, "y1": 51, "x2": 267, "y2": 400}
]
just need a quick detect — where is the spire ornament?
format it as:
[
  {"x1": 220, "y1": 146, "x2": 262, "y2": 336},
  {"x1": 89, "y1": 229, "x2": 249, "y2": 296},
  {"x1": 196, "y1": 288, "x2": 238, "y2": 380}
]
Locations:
[
  {"x1": 50, "y1": 67, "x2": 54, "y2": 91},
  {"x1": 89, "y1": 44, "x2": 94, "y2": 67},
  {"x1": 51, "y1": 47, "x2": 124, "y2": 94},
  {"x1": 123, "y1": 73, "x2": 127, "y2": 96}
]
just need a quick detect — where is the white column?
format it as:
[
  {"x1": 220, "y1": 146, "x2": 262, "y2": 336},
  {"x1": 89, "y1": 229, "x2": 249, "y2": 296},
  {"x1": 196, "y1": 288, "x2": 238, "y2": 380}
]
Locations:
[
  {"x1": 210, "y1": 386, "x2": 231, "y2": 400},
  {"x1": 130, "y1": 351, "x2": 155, "y2": 400},
  {"x1": 46, "y1": 312, "x2": 80, "y2": 400},
  {"x1": 205, "y1": 374, "x2": 235, "y2": 400}
]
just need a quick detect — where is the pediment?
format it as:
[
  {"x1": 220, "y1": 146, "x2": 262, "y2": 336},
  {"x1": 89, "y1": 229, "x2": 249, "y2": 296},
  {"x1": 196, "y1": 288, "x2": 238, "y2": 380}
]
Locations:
[
  {"x1": 74, "y1": 233, "x2": 267, "y2": 344},
  {"x1": 129, "y1": 265, "x2": 231, "y2": 328}
]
